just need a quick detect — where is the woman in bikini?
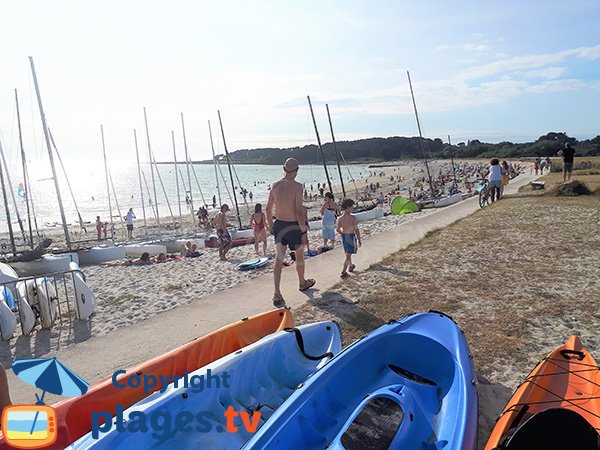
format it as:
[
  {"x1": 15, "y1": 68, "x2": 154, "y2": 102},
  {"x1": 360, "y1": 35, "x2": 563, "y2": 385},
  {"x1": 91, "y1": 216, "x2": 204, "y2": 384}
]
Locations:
[{"x1": 250, "y1": 203, "x2": 268, "y2": 256}]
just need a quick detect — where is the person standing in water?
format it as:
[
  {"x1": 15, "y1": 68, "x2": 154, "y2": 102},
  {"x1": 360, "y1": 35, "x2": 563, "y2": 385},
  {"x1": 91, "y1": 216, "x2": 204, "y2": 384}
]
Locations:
[
  {"x1": 267, "y1": 158, "x2": 316, "y2": 307},
  {"x1": 250, "y1": 203, "x2": 268, "y2": 256},
  {"x1": 124, "y1": 208, "x2": 136, "y2": 239}
]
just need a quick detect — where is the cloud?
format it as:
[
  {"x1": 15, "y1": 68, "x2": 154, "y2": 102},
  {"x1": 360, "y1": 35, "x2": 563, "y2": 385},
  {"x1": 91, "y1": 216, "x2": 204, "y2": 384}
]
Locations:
[
  {"x1": 458, "y1": 44, "x2": 600, "y2": 81},
  {"x1": 435, "y1": 43, "x2": 491, "y2": 52},
  {"x1": 522, "y1": 67, "x2": 566, "y2": 79}
]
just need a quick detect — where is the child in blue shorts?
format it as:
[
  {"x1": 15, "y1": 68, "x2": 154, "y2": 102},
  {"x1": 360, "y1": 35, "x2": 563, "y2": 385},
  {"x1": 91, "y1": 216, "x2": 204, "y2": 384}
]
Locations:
[{"x1": 336, "y1": 198, "x2": 362, "y2": 279}]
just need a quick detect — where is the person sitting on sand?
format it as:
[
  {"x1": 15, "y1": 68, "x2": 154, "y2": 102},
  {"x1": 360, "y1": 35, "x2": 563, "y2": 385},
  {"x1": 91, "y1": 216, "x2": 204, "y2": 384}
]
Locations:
[
  {"x1": 181, "y1": 241, "x2": 193, "y2": 256},
  {"x1": 336, "y1": 198, "x2": 362, "y2": 279},
  {"x1": 320, "y1": 192, "x2": 338, "y2": 248},
  {"x1": 186, "y1": 244, "x2": 201, "y2": 258},
  {"x1": 250, "y1": 203, "x2": 268, "y2": 256},
  {"x1": 214, "y1": 204, "x2": 232, "y2": 261}
]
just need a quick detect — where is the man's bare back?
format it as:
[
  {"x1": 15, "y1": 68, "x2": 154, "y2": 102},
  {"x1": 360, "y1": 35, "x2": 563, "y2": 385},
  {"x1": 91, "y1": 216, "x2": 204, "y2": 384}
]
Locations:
[{"x1": 268, "y1": 179, "x2": 303, "y2": 222}]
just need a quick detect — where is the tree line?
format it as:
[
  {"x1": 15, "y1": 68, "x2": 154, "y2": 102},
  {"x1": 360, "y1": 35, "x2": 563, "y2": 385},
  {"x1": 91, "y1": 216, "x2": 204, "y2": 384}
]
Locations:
[{"x1": 204, "y1": 132, "x2": 600, "y2": 165}]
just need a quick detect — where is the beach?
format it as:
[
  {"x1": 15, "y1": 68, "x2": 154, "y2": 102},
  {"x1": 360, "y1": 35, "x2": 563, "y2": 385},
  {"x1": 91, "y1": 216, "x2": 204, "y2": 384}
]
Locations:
[{"x1": 7, "y1": 158, "x2": 592, "y2": 450}]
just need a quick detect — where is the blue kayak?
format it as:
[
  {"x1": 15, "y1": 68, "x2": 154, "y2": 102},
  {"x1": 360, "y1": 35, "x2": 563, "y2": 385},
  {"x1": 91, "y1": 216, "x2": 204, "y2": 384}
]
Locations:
[
  {"x1": 244, "y1": 311, "x2": 478, "y2": 450},
  {"x1": 69, "y1": 321, "x2": 341, "y2": 449}
]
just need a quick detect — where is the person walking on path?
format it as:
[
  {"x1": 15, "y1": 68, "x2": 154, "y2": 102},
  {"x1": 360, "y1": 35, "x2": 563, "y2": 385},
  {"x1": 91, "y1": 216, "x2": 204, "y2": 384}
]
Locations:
[
  {"x1": 267, "y1": 158, "x2": 316, "y2": 307},
  {"x1": 558, "y1": 143, "x2": 575, "y2": 182},
  {"x1": 250, "y1": 203, "x2": 268, "y2": 256},
  {"x1": 124, "y1": 208, "x2": 136, "y2": 239},
  {"x1": 336, "y1": 198, "x2": 362, "y2": 279},
  {"x1": 214, "y1": 204, "x2": 232, "y2": 261},
  {"x1": 486, "y1": 158, "x2": 503, "y2": 203},
  {"x1": 320, "y1": 192, "x2": 339, "y2": 248}
]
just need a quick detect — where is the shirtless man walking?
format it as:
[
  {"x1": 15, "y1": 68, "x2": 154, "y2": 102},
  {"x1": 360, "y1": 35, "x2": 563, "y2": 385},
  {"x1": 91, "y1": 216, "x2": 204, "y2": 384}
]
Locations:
[{"x1": 267, "y1": 158, "x2": 316, "y2": 307}]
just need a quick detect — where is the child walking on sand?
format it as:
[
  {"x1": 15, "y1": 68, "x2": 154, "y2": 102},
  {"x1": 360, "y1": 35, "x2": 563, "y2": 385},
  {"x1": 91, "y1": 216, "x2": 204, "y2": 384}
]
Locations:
[{"x1": 336, "y1": 198, "x2": 362, "y2": 279}]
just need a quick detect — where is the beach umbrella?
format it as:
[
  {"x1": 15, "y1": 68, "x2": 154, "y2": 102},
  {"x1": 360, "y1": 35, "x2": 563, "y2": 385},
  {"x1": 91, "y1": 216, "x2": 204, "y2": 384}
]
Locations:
[{"x1": 12, "y1": 357, "x2": 89, "y2": 405}]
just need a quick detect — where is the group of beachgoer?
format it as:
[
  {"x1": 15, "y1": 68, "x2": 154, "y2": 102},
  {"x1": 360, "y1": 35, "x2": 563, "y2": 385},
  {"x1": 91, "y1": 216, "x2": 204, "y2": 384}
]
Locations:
[{"x1": 95, "y1": 208, "x2": 136, "y2": 241}]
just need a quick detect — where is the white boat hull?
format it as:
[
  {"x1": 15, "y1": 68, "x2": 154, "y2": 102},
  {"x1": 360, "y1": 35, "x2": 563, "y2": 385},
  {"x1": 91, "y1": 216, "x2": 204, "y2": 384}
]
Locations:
[
  {"x1": 78, "y1": 246, "x2": 126, "y2": 265},
  {"x1": 11, "y1": 253, "x2": 79, "y2": 277},
  {"x1": 123, "y1": 244, "x2": 167, "y2": 258}
]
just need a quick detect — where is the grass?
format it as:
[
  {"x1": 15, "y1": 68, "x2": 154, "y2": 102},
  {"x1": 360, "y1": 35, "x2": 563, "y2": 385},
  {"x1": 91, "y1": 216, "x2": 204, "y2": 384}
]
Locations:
[{"x1": 292, "y1": 168, "x2": 600, "y2": 447}]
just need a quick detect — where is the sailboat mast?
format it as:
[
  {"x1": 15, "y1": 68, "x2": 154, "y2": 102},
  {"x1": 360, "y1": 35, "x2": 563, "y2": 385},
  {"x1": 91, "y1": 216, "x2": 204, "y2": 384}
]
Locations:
[
  {"x1": 406, "y1": 71, "x2": 435, "y2": 196},
  {"x1": 15, "y1": 89, "x2": 35, "y2": 248},
  {"x1": 0, "y1": 140, "x2": 16, "y2": 254},
  {"x1": 0, "y1": 132, "x2": 27, "y2": 245},
  {"x1": 208, "y1": 120, "x2": 222, "y2": 207},
  {"x1": 180, "y1": 113, "x2": 195, "y2": 225},
  {"x1": 216, "y1": 110, "x2": 242, "y2": 229},
  {"x1": 448, "y1": 135, "x2": 458, "y2": 190},
  {"x1": 29, "y1": 56, "x2": 72, "y2": 249},
  {"x1": 133, "y1": 129, "x2": 148, "y2": 234},
  {"x1": 143, "y1": 107, "x2": 160, "y2": 232},
  {"x1": 307, "y1": 95, "x2": 333, "y2": 194},
  {"x1": 171, "y1": 131, "x2": 182, "y2": 217},
  {"x1": 100, "y1": 125, "x2": 114, "y2": 243},
  {"x1": 325, "y1": 104, "x2": 346, "y2": 199}
]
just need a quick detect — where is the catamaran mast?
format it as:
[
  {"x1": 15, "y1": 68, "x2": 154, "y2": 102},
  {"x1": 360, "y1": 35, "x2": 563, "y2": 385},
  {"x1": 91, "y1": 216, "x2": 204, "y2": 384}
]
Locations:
[
  {"x1": 15, "y1": 89, "x2": 35, "y2": 248},
  {"x1": 133, "y1": 129, "x2": 148, "y2": 235},
  {"x1": 0, "y1": 135, "x2": 27, "y2": 244},
  {"x1": 100, "y1": 125, "x2": 114, "y2": 243},
  {"x1": 208, "y1": 120, "x2": 222, "y2": 207},
  {"x1": 307, "y1": 95, "x2": 333, "y2": 194},
  {"x1": 0, "y1": 140, "x2": 16, "y2": 254},
  {"x1": 171, "y1": 131, "x2": 182, "y2": 218},
  {"x1": 180, "y1": 113, "x2": 195, "y2": 224},
  {"x1": 325, "y1": 104, "x2": 346, "y2": 199},
  {"x1": 407, "y1": 70, "x2": 435, "y2": 196},
  {"x1": 29, "y1": 56, "x2": 72, "y2": 249},
  {"x1": 448, "y1": 135, "x2": 458, "y2": 191},
  {"x1": 143, "y1": 107, "x2": 160, "y2": 232},
  {"x1": 216, "y1": 110, "x2": 242, "y2": 229}
]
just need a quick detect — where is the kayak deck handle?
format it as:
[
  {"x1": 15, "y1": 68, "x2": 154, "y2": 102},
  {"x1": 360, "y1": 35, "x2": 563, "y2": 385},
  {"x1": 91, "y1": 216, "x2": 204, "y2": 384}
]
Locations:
[
  {"x1": 560, "y1": 349, "x2": 585, "y2": 361},
  {"x1": 284, "y1": 327, "x2": 334, "y2": 361}
]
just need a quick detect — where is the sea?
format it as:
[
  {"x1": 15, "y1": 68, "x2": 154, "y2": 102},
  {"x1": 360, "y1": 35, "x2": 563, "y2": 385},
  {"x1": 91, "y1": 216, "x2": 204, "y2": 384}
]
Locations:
[{"x1": 0, "y1": 159, "x2": 371, "y2": 234}]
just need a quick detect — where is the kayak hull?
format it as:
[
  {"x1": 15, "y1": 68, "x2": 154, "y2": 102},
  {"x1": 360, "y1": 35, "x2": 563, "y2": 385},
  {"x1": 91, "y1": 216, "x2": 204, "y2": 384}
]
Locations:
[
  {"x1": 484, "y1": 335, "x2": 600, "y2": 450},
  {"x1": 0, "y1": 309, "x2": 293, "y2": 449},
  {"x1": 69, "y1": 321, "x2": 341, "y2": 449},
  {"x1": 244, "y1": 311, "x2": 478, "y2": 450}
]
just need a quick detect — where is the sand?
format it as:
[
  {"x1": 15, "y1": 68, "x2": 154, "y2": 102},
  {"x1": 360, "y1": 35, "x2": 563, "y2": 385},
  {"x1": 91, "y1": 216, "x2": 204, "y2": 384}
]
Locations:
[{"x1": 1, "y1": 160, "x2": 537, "y2": 448}]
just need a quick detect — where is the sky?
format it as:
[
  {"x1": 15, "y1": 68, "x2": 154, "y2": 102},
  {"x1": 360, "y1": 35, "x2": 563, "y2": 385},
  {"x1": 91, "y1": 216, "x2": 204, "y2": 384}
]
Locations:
[{"x1": 0, "y1": 0, "x2": 599, "y2": 163}]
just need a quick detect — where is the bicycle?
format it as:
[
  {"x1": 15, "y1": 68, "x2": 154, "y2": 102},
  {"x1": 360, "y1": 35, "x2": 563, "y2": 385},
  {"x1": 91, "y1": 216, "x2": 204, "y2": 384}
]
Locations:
[{"x1": 477, "y1": 180, "x2": 491, "y2": 208}]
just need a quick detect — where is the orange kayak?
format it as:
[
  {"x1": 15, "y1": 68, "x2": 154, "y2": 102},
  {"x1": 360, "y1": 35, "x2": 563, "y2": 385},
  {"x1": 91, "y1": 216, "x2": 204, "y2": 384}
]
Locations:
[
  {"x1": 1, "y1": 308, "x2": 292, "y2": 449},
  {"x1": 485, "y1": 336, "x2": 600, "y2": 449}
]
